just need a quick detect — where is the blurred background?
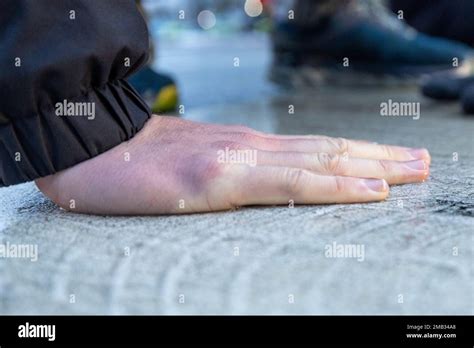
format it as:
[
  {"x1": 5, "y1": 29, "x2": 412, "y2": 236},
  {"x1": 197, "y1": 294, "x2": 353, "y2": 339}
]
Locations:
[
  {"x1": 1, "y1": 0, "x2": 472, "y2": 316},
  {"x1": 134, "y1": 0, "x2": 474, "y2": 116},
  {"x1": 142, "y1": 0, "x2": 276, "y2": 108}
]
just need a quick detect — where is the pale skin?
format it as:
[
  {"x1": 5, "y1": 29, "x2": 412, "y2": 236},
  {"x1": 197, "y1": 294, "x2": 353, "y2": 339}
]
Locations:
[{"x1": 35, "y1": 115, "x2": 431, "y2": 215}]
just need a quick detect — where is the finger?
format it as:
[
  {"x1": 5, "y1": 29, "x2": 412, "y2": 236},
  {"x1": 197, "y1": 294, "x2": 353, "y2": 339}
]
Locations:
[
  {"x1": 227, "y1": 165, "x2": 389, "y2": 206},
  {"x1": 221, "y1": 132, "x2": 431, "y2": 163},
  {"x1": 255, "y1": 151, "x2": 429, "y2": 184},
  {"x1": 220, "y1": 125, "x2": 374, "y2": 143}
]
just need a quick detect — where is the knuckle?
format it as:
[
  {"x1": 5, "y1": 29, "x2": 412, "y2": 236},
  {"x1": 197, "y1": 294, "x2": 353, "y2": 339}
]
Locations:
[
  {"x1": 204, "y1": 161, "x2": 251, "y2": 212},
  {"x1": 283, "y1": 168, "x2": 306, "y2": 195},
  {"x1": 202, "y1": 157, "x2": 229, "y2": 179},
  {"x1": 317, "y1": 153, "x2": 343, "y2": 174},
  {"x1": 178, "y1": 154, "x2": 229, "y2": 193},
  {"x1": 333, "y1": 176, "x2": 346, "y2": 194},
  {"x1": 381, "y1": 145, "x2": 395, "y2": 159},
  {"x1": 377, "y1": 159, "x2": 391, "y2": 172},
  {"x1": 329, "y1": 137, "x2": 349, "y2": 155}
]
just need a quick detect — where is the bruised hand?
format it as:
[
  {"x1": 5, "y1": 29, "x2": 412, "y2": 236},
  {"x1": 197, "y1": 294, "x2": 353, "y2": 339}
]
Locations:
[{"x1": 36, "y1": 115, "x2": 430, "y2": 215}]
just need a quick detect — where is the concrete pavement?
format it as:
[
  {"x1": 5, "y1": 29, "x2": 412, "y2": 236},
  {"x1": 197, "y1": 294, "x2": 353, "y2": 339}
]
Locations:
[{"x1": 0, "y1": 85, "x2": 472, "y2": 314}]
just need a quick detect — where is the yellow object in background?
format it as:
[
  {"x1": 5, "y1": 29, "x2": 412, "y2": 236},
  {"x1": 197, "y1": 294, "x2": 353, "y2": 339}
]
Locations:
[{"x1": 151, "y1": 84, "x2": 179, "y2": 114}]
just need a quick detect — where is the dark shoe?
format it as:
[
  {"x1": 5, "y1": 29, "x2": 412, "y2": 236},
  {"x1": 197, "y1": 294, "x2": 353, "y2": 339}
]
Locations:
[
  {"x1": 270, "y1": 1, "x2": 473, "y2": 87},
  {"x1": 128, "y1": 67, "x2": 179, "y2": 113},
  {"x1": 421, "y1": 66, "x2": 474, "y2": 101},
  {"x1": 390, "y1": 0, "x2": 474, "y2": 48}
]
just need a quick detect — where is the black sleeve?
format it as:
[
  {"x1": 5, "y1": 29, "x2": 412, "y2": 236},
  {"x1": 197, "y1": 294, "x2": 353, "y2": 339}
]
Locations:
[{"x1": 0, "y1": 0, "x2": 151, "y2": 187}]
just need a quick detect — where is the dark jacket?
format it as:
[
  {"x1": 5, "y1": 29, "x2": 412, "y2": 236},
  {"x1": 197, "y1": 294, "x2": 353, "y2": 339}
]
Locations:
[{"x1": 0, "y1": 0, "x2": 151, "y2": 187}]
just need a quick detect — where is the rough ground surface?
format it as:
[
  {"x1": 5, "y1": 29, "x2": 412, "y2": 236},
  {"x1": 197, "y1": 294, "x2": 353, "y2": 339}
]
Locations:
[
  {"x1": 1, "y1": 33, "x2": 473, "y2": 314},
  {"x1": 1, "y1": 85, "x2": 473, "y2": 314}
]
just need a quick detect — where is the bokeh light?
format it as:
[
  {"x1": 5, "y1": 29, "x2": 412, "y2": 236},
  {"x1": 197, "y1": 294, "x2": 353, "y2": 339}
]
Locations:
[
  {"x1": 244, "y1": 0, "x2": 263, "y2": 17},
  {"x1": 197, "y1": 10, "x2": 216, "y2": 30}
]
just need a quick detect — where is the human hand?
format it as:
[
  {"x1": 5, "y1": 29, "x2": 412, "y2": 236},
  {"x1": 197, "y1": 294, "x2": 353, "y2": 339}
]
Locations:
[{"x1": 36, "y1": 115, "x2": 430, "y2": 215}]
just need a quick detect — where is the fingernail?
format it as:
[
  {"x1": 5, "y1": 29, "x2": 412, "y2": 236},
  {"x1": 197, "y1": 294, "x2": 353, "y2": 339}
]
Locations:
[
  {"x1": 409, "y1": 148, "x2": 430, "y2": 160},
  {"x1": 405, "y1": 160, "x2": 426, "y2": 171},
  {"x1": 364, "y1": 179, "x2": 388, "y2": 192}
]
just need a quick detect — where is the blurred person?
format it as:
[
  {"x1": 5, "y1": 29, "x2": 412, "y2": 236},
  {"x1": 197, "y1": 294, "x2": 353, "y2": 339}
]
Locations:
[
  {"x1": 390, "y1": 0, "x2": 474, "y2": 114},
  {"x1": 1, "y1": 0, "x2": 431, "y2": 215},
  {"x1": 390, "y1": 0, "x2": 474, "y2": 47},
  {"x1": 128, "y1": 0, "x2": 179, "y2": 113},
  {"x1": 420, "y1": 67, "x2": 474, "y2": 115},
  {"x1": 269, "y1": 0, "x2": 473, "y2": 87}
]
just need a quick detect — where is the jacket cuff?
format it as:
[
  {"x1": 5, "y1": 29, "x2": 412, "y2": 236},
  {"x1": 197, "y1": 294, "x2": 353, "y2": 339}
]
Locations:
[{"x1": 0, "y1": 79, "x2": 151, "y2": 187}]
